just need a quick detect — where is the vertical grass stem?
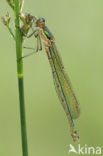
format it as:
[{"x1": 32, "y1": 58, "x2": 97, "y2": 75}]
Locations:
[{"x1": 14, "y1": 0, "x2": 28, "y2": 156}]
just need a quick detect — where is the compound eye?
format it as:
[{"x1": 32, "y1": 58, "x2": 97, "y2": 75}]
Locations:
[{"x1": 40, "y1": 17, "x2": 45, "y2": 23}]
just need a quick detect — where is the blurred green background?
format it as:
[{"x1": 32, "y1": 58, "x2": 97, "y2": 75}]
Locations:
[{"x1": 0, "y1": 0, "x2": 103, "y2": 156}]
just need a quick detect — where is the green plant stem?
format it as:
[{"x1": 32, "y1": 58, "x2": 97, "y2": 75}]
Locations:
[{"x1": 14, "y1": 0, "x2": 28, "y2": 156}]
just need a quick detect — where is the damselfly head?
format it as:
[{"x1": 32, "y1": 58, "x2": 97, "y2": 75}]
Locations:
[
  {"x1": 39, "y1": 17, "x2": 45, "y2": 23},
  {"x1": 35, "y1": 17, "x2": 46, "y2": 28}
]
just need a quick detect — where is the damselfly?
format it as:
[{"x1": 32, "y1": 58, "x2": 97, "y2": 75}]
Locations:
[{"x1": 23, "y1": 17, "x2": 80, "y2": 141}]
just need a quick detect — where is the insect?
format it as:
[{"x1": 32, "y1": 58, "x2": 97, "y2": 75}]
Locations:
[{"x1": 23, "y1": 17, "x2": 80, "y2": 141}]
